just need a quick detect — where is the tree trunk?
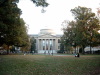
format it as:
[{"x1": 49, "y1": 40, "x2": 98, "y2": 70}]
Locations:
[
  {"x1": 90, "y1": 45, "x2": 92, "y2": 54},
  {"x1": 82, "y1": 46, "x2": 85, "y2": 54},
  {"x1": 7, "y1": 45, "x2": 10, "y2": 54}
]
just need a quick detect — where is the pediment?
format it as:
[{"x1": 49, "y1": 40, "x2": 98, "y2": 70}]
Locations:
[{"x1": 38, "y1": 34, "x2": 56, "y2": 38}]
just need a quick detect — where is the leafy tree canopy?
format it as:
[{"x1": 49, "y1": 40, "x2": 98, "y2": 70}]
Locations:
[{"x1": 62, "y1": 6, "x2": 100, "y2": 53}]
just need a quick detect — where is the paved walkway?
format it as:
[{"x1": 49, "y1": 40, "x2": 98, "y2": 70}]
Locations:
[
  {"x1": 54, "y1": 54, "x2": 75, "y2": 57},
  {"x1": 54, "y1": 55, "x2": 73, "y2": 56}
]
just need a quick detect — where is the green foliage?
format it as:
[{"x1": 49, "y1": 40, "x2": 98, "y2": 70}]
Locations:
[
  {"x1": 30, "y1": 37, "x2": 36, "y2": 53},
  {"x1": 16, "y1": 18, "x2": 30, "y2": 52},
  {"x1": 15, "y1": 18, "x2": 29, "y2": 46},
  {"x1": 0, "y1": 0, "x2": 21, "y2": 46},
  {"x1": 0, "y1": 0, "x2": 30, "y2": 49},
  {"x1": 31, "y1": 0, "x2": 49, "y2": 7},
  {"x1": 58, "y1": 37, "x2": 64, "y2": 53},
  {"x1": 62, "y1": 6, "x2": 100, "y2": 54},
  {"x1": 0, "y1": 0, "x2": 49, "y2": 53},
  {"x1": 62, "y1": 21, "x2": 77, "y2": 50}
]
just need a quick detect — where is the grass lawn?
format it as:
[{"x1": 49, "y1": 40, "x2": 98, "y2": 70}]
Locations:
[{"x1": 0, "y1": 54, "x2": 100, "y2": 75}]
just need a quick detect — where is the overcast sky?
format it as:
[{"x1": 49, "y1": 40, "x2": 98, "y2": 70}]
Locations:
[{"x1": 18, "y1": 0, "x2": 100, "y2": 34}]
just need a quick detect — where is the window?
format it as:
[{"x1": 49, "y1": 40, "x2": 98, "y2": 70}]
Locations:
[{"x1": 58, "y1": 39, "x2": 61, "y2": 43}]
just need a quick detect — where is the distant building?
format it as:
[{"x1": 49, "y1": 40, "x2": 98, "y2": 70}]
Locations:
[
  {"x1": 29, "y1": 28, "x2": 62, "y2": 54},
  {"x1": 84, "y1": 46, "x2": 100, "y2": 53}
]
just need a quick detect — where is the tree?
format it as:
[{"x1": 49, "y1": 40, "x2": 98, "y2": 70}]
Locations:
[
  {"x1": 62, "y1": 6, "x2": 100, "y2": 54},
  {"x1": 30, "y1": 37, "x2": 36, "y2": 53},
  {"x1": 0, "y1": 0, "x2": 49, "y2": 7},
  {"x1": 31, "y1": 0, "x2": 49, "y2": 7},
  {"x1": 62, "y1": 21, "x2": 77, "y2": 53},
  {"x1": 0, "y1": 0, "x2": 22, "y2": 54},
  {"x1": 15, "y1": 18, "x2": 29, "y2": 46},
  {"x1": 71, "y1": 6, "x2": 100, "y2": 53},
  {"x1": 10, "y1": 18, "x2": 30, "y2": 53},
  {"x1": 58, "y1": 36, "x2": 64, "y2": 53},
  {"x1": 0, "y1": 0, "x2": 48, "y2": 54}
]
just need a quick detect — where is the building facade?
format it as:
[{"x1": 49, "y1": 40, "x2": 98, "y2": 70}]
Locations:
[{"x1": 30, "y1": 29, "x2": 62, "y2": 54}]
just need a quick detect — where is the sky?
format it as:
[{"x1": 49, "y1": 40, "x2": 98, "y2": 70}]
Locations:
[{"x1": 17, "y1": 0, "x2": 100, "y2": 34}]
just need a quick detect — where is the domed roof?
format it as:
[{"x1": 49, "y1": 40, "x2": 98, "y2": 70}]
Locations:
[{"x1": 39, "y1": 29, "x2": 56, "y2": 35}]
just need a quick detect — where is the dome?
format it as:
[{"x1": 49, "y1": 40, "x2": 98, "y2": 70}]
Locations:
[{"x1": 39, "y1": 29, "x2": 56, "y2": 35}]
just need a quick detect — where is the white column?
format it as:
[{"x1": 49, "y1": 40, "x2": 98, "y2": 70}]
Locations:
[
  {"x1": 37, "y1": 39, "x2": 39, "y2": 51},
  {"x1": 39, "y1": 39, "x2": 41, "y2": 50},
  {"x1": 47, "y1": 39, "x2": 49, "y2": 50},
  {"x1": 52, "y1": 39, "x2": 53, "y2": 50},
  {"x1": 45, "y1": 39, "x2": 46, "y2": 50},
  {"x1": 48, "y1": 39, "x2": 50, "y2": 50},
  {"x1": 55, "y1": 38, "x2": 58, "y2": 50},
  {"x1": 48, "y1": 39, "x2": 50, "y2": 54},
  {"x1": 38, "y1": 39, "x2": 40, "y2": 50}
]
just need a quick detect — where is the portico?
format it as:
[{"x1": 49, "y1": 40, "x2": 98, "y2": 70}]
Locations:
[{"x1": 30, "y1": 28, "x2": 62, "y2": 54}]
